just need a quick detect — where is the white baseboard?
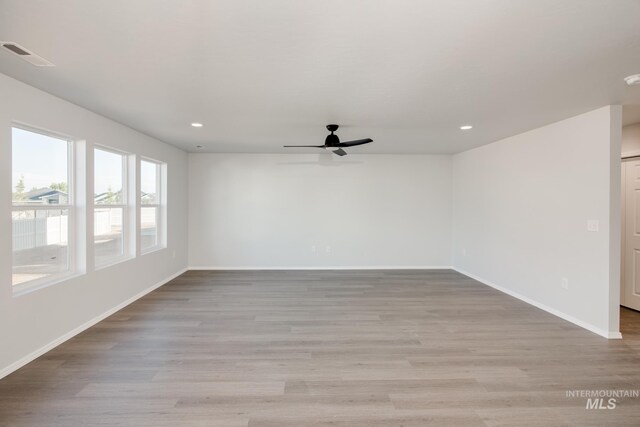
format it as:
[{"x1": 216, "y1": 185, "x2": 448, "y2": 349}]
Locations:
[
  {"x1": 452, "y1": 267, "x2": 622, "y2": 340},
  {"x1": 188, "y1": 265, "x2": 453, "y2": 270},
  {"x1": 0, "y1": 267, "x2": 188, "y2": 380}
]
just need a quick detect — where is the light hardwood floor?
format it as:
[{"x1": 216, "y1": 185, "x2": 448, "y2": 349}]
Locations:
[{"x1": 1, "y1": 270, "x2": 639, "y2": 426}]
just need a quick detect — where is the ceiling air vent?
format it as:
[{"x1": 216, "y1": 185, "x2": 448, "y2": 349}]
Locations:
[{"x1": 0, "y1": 42, "x2": 55, "y2": 67}]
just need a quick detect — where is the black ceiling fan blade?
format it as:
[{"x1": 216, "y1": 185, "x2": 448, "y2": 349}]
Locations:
[
  {"x1": 337, "y1": 138, "x2": 373, "y2": 147},
  {"x1": 283, "y1": 145, "x2": 326, "y2": 148},
  {"x1": 332, "y1": 148, "x2": 347, "y2": 156}
]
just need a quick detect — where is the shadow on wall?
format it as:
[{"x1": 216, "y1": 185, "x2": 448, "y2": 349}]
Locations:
[
  {"x1": 622, "y1": 105, "x2": 640, "y2": 157},
  {"x1": 277, "y1": 153, "x2": 364, "y2": 167}
]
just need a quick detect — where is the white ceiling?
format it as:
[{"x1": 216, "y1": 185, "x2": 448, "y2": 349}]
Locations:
[{"x1": 1, "y1": 0, "x2": 640, "y2": 154}]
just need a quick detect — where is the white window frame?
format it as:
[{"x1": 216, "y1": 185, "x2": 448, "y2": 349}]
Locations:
[
  {"x1": 93, "y1": 145, "x2": 132, "y2": 269},
  {"x1": 11, "y1": 124, "x2": 79, "y2": 295},
  {"x1": 140, "y1": 157, "x2": 166, "y2": 254}
]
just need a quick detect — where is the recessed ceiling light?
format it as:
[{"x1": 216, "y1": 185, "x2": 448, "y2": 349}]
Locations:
[
  {"x1": 191, "y1": 122, "x2": 203, "y2": 128},
  {"x1": 196, "y1": 145, "x2": 203, "y2": 149},
  {"x1": 460, "y1": 125, "x2": 473, "y2": 130},
  {"x1": 624, "y1": 74, "x2": 640, "y2": 86}
]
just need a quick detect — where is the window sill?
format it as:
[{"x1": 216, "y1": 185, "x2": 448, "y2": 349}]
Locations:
[
  {"x1": 13, "y1": 271, "x2": 84, "y2": 298},
  {"x1": 95, "y1": 254, "x2": 135, "y2": 271},
  {"x1": 141, "y1": 245, "x2": 166, "y2": 256}
]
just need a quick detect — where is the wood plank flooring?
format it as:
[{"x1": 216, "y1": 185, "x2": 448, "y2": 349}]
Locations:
[{"x1": 1, "y1": 270, "x2": 639, "y2": 426}]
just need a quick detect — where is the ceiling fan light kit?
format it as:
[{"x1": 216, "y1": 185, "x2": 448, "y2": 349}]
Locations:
[
  {"x1": 283, "y1": 124, "x2": 373, "y2": 156},
  {"x1": 624, "y1": 74, "x2": 640, "y2": 86}
]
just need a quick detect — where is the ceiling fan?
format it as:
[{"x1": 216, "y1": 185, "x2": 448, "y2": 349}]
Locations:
[{"x1": 284, "y1": 124, "x2": 373, "y2": 156}]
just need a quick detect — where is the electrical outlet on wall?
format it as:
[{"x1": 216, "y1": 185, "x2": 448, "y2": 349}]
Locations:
[
  {"x1": 462, "y1": 248, "x2": 467, "y2": 256},
  {"x1": 172, "y1": 250, "x2": 176, "y2": 259},
  {"x1": 587, "y1": 220, "x2": 599, "y2": 232},
  {"x1": 561, "y1": 277, "x2": 569, "y2": 290}
]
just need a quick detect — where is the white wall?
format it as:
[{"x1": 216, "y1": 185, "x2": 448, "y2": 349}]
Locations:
[
  {"x1": 188, "y1": 154, "x2": 452, "y2": 268},
  {"x1": 622, "y1": 122, "x2": 640, "y2": 157},
  {"x1": 452, "y1": 106, "x2": 621, "y2": 338},
  {"x1": 0, "y1": 74, "x2": 189, "y2": 376}
]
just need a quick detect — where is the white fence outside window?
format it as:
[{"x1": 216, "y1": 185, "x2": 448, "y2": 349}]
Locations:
[{"x1": 12, "y1": 212, "x2": 69, "y2": 251}]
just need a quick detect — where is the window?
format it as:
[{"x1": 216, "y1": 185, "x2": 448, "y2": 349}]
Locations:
[
  {"x1": 140, "y1": 159, "x2": 164, "y2": 252},
  {"x1": 94, "y1": 147, "x2": 128, "y2": 267},
  {"x1": 12, "y1": 127, "x2": 74, "y2": 288}
]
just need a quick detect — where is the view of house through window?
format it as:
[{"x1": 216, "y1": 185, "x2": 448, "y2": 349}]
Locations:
[
  {"x1": 11, "y1": 127, "x2": 72, "y2": 287},
  {"x1": 141, "y1": 159, "x2": 161, "y2": 251},
  {"x1": 94, "y1": 148, "x2": 126, "y2": 267}
]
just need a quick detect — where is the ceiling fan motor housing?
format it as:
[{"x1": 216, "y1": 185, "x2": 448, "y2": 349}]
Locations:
[{"x1": 325, "y1": 133, "x2": 340, "y2": 147}]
